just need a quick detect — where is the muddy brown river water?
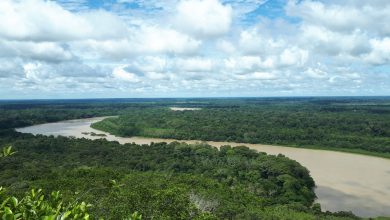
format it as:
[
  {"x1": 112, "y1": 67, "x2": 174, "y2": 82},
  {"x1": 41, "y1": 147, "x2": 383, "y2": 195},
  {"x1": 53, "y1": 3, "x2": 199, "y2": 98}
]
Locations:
[{"x1": 16, "y1": 117, "x2": 390, "y2": 217}]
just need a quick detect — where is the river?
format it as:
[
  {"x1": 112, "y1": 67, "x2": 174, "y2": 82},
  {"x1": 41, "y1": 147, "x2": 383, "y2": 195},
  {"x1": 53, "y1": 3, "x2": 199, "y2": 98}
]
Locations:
[{"x1": 16, "y1": 117, "x2": 390, "y2": 217}]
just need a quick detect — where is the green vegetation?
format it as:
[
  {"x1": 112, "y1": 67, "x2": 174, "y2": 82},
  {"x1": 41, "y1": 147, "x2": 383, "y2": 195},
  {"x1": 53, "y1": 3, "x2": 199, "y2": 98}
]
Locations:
[
  {"x1": 0, "y1": 187, "x2": 91, "y2": 220},
  {"x1": 1, "y1": 146, "x2": 16, "y2": 158},
  {"x1": 82, "y1": 132, "x2": 107, "y2": 137},
  {"x1": 1, "y1": 97, "x2": 390, "y2": 219},
  {"x1": 0, "y1": 132, "x2": 360, "y2": 219},
  {"x1": 91, "y1": 99, "x2": 390, "y2": 157},
  {"x1": 0, "y1": 146, "x2": 92, "y2": 220}
]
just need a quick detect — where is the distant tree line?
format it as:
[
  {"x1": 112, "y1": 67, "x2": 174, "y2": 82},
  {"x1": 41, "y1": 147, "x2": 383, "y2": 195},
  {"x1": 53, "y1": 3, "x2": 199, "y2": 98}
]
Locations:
[{"x1": 92, "y1": 103, "x2": 390, "y2": 154}]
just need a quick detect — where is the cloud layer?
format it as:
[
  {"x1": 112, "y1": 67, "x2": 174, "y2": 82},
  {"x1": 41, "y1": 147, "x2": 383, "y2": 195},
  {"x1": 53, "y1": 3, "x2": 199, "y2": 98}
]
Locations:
[{"x1": 0, "y1": 0, "x2": 389, "y2": 98}]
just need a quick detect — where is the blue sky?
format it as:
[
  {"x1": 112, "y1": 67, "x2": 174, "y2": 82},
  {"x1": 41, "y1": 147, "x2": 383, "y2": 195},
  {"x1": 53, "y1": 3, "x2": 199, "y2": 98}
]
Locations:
[{"x1": 0, "y1": 0, "x2": 389, "y2": 99}]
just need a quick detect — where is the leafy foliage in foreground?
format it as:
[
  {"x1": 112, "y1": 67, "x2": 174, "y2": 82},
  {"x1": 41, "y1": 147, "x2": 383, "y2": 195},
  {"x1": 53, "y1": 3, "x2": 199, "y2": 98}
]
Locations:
[
  {"x1": 0, "y1": 188, "x2": 90, "y2": 220},
  {"x1": 0, "y1": 133, "x2": 359, "y2": 219},
  {"x1": 0, "y1": 146, "x2": 16, "y2": 158}
]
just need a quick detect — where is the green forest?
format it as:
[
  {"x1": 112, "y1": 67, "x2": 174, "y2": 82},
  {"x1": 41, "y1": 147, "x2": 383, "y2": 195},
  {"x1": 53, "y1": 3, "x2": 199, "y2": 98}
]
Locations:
[
  {"x1": 1, "y1": 97, "x2": 390, "y2": 219},
  {"x1": 1, "y1": 133, "x2": 359, "y2": 219},
  {"x1": 92, "y1": 98, "x2": 390, "y2": 157}
]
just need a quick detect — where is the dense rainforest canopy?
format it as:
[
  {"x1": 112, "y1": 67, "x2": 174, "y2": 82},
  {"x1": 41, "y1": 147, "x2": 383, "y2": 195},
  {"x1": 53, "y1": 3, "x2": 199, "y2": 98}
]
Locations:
[
  {"x1": 92, "y1": 98, "x2": 390, "y2": 156},
  {"x1": 1, "y1": 97, "x2": 389, "y2": 219},
  {"x1": 1, "y1": 132, "x2": 360, "y2": 219}
]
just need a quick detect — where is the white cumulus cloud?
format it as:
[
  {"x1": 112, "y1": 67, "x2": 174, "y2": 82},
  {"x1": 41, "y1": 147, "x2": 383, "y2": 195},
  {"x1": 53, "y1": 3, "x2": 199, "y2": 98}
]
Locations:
[{"x1": 174, "y1": 0, "x2": 232, "y2": 38}]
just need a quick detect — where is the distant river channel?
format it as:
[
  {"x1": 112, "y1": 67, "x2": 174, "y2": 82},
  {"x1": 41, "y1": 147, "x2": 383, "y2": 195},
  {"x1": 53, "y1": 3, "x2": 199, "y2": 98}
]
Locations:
[{"x1": 16, "y1": 117, "x2": 390, "y2": 218}]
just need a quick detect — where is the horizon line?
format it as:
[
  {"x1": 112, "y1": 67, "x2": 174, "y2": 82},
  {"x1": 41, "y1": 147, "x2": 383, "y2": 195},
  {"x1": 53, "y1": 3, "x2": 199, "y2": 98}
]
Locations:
[{"x1": 1, "y1": 95, "x2": 390, "y2": 101}]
